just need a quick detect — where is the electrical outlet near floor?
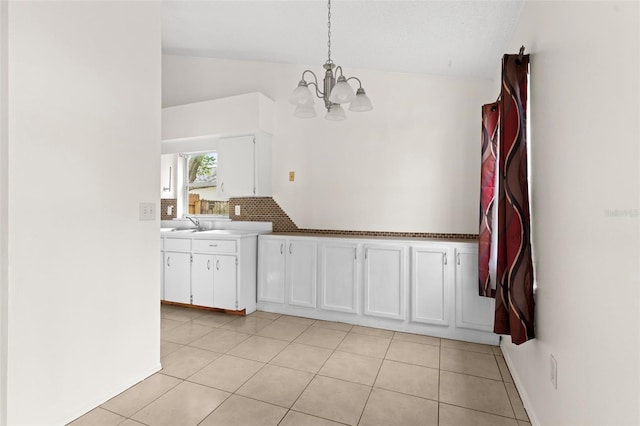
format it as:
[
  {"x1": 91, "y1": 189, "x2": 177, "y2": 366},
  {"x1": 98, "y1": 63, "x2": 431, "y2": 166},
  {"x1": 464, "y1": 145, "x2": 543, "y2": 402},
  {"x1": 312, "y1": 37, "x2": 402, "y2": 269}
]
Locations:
[{"x1": 550, "y1": 354, "x2": 558, "y2": 389}]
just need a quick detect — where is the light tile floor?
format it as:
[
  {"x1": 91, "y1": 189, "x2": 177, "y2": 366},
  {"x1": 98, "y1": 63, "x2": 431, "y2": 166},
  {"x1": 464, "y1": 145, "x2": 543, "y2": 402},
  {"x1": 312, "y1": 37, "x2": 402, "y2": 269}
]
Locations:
[{"x1": 69, "y1": 305, "x2": 532, "y2": 426}]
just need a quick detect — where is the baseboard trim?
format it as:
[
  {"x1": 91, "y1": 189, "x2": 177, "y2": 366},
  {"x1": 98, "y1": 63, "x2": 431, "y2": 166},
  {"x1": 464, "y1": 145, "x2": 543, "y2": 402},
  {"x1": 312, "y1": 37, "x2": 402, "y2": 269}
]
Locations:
[
  {"x1": 59, "y1": 363, "x2": 162, "y2": 426},
  {"x1": 500, "y1": 342, "x2": 541, "y2": 426}
]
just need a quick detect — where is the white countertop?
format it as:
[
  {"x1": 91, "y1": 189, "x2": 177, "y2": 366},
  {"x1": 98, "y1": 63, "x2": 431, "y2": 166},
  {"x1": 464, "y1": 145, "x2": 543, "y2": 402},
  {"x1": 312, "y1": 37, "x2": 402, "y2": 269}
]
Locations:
[{"x1": 161, "y1": 228, "x2": 259, "y2": 238}]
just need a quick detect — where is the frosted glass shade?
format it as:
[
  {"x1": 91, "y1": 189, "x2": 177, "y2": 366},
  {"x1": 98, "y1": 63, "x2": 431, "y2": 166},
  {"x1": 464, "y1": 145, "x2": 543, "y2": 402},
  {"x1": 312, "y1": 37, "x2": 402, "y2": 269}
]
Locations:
[
  {"x1": 294, "y1": 105, "x2": 316, "y2": 118},
  {"x1": 289, "y1": 81, "x2": 315, "y2": 106},
  {"x1": 325, "y1": 104, "x2": 346, "y2": 121},
  {"x1": 328, "y1": 76, "x2": 356, "y2": 104},
  {"x1": 349, "y1": 88, "x2": 373, "y2": 112}
]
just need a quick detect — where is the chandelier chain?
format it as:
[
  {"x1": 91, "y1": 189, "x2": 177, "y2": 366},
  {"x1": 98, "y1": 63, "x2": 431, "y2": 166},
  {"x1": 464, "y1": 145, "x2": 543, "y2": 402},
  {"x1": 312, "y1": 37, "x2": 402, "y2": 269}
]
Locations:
[{"x1": 327, "y1": 0, "x2": 332, "y2": 62}]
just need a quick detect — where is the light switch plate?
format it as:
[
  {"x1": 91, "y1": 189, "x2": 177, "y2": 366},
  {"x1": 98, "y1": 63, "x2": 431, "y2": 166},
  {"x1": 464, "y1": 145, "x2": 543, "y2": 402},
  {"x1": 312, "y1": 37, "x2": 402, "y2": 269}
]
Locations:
[
  {"x1": 139, "y1": 202, "x2": 156, "y2": 221},
  {"x1": 289, "y1": 171, "x2": 295, "y2": 182}
]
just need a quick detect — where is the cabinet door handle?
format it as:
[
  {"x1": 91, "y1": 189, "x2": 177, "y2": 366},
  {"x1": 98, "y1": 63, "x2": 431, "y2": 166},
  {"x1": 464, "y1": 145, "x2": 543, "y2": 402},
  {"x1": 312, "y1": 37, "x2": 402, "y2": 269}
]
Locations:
[
  {"x1": 457, "y1": 253, "x2": 461, "y2": 265},
  {"x1": 443, "y1": 253, "x2": 448, "y2": 265},
  {"x1": 289, "y1": 243, "x2": 293, "y2": 254},
  {"x1": 365, "y1": 248, "x2": 368, "y2": 260},
  {"x1": 216, "y1": 259, "x2": 220, "y2": 270},
  {"x1": 209, "y1": 244, "x2": 218, "y2": 247},
  {"x1": 280, "y1": 243, "x2": 284, "y2": 255},
  {"x1": 167, "y1": 257, "x2": 170, "y2": 267},
  {"x1": 207, "y1": 259, "x2": 211, "y2": 270},
  {"x1": 221, "y1": 182, "x2": 225, "y2": 192}
]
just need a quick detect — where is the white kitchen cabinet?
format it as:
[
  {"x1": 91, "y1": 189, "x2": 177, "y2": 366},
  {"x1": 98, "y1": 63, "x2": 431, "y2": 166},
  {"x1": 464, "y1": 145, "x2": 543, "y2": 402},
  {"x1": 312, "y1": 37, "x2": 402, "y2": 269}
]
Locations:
[
  {"x1": 287, "y1": 240, "x2": 318, "y2": 308},
  {"x1": 164, "y1": 251, "x2": 191, "y2": 304},
  {"x1": 455, "y1": 246, "x2": 495, "y2": 332},
  {"x1": 257, "y1": 235, "x2": 498, "y2": 345},
  {"x1": 319, "y1": 242, "x2": 358, "y2": 313},
  {"x1": 160, "y1": 153, "x2": 178, "y2": 198},
  {"x1": 258, "y1": 236, "x2": 317, "y2": 308},
  {"x1": 191, "y1": 253, "x2": 214, "y2": 307},
  {"x1": 411, "y1": 246, "x2": 451, "y2": 326},
  {"x1": 363, "y1": 244, "x2": 407, "y2": 320},
  {"x1": 213, "y1": 255, "x2": 238, "y2": 310},
  {"x1": 161, "y1": 232, "x2": 257, "y2": 314},
  {"x1": 217, "y1": 134, "x2": 271, "y2": 198},
  {"x1": 258, "y1": 237, "x2": 286, "y2": 303}
]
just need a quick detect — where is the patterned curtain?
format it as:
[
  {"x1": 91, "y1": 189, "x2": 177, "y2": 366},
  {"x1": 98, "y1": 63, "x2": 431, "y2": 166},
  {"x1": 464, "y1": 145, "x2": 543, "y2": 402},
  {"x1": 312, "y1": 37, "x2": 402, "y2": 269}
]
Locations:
[
  {"x1": 480, "y1": 53, "x2": 535, "y2": 345},
  {"x1": 479, "y1": 103, "x2": 499, "y2": 297}
]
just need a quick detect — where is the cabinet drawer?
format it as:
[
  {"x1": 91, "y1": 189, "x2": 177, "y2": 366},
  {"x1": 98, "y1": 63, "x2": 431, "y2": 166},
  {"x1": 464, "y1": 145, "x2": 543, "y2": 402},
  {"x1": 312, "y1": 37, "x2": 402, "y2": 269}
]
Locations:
[
  {"x1": 164, "y1": 238, "x2": 191, "y2": 252},
  {"x1": 193, "y1": 239, "x2": 237, "y2": 253}
]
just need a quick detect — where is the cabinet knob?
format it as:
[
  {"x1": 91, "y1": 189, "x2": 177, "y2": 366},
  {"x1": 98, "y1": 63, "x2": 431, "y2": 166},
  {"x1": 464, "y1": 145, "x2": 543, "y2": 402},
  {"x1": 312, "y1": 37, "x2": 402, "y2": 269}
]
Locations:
[
  {"x1": 289, "y1": 243, "x2": 293, "y2": 254},
  {"x1": 167, "y1": 257, "x2": 170, "y2": 267},
  {"x1": 280, "y1": 243, "x2": 284, "y2": 255},
  {"x1": 457, "y1": 253, "x2": 461, "y2": 265},
  {"x1": 216, "y1": 259, "x2": 220, "y2": 270},
  {"x1": 207, "y1": 259, "x2": 211, "y2": 270}
]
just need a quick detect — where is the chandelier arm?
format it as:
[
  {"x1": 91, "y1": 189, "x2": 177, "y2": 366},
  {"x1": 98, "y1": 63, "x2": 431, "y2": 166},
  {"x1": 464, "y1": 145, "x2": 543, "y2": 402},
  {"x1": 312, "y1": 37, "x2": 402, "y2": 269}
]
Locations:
[
  {"x1": 334, "y1": 65, "x2": 344, "y2": 77},
  {"x1": 306, "y1": 81, "x2": 325, "y2": 99},
  {"x1": 301, "y1": 70, "x2": 325, "y2": 98},
  {"x1": 345, "y1": 76, "x2": 363, "y2": 89}
]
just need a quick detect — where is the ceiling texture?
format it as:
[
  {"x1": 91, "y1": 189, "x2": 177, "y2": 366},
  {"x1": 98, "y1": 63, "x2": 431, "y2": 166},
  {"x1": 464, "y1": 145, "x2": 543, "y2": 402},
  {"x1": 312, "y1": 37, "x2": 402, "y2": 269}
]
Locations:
[{"x1": 162, "y1": 0, "x2": 524, "y2": 79}]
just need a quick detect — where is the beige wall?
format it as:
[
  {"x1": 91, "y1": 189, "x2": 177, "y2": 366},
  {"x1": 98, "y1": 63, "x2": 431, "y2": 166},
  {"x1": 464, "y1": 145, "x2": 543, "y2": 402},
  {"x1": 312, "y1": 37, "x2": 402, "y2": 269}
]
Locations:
[
  {"x1": 0, "y1": 0, "x2": 8, "y2": 424},
  {"x1": 6, "y1": 2, "x2": 161, "y2": 424},
  {"x1": 498, "y1": 1, "x2": 640, "y2": 425},
  {"x1": 162, "y1": 55, "x2": 493, "y2": 234}
]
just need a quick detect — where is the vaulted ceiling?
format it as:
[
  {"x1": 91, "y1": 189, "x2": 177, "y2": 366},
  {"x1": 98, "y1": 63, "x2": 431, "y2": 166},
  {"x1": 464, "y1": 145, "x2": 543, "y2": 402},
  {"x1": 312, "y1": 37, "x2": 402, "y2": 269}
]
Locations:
[{"x1": 162, "y1": 0, "x2": 524, "y2": 79}]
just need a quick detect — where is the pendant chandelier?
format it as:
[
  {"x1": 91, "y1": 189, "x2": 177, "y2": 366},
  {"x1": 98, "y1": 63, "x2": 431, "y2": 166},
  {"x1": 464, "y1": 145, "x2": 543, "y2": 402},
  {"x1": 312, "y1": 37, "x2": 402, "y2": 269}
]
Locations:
[{"x1": 289, "y1": 0, "x2": 373, "y2": 121}]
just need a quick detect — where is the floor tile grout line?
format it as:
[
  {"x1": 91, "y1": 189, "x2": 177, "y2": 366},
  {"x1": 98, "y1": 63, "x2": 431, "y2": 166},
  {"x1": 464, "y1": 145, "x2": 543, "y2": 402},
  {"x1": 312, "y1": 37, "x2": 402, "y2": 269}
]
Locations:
[
  {"x1": 439, "y1": 367, "x2": 507, "y2": 383},
  {"x1": 282, "y1": 325, "x2": 351, "y2": 423},
  {"x1": 354, "y1": 329, "x2": 395, "y2": 426},
  {"x1": 438, "y1": 401, "x2": 522, "y2": 421}
]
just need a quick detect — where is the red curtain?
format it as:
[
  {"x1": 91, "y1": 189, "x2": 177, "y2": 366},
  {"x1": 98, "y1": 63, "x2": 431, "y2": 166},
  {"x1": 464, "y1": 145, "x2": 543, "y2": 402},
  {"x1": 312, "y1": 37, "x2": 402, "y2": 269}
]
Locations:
[
  {"x1": 479, "y1": 103, "x2": 499, "y2": 298},
  {"x1": 480, "y1": 53, "x2": 535, "y2": 345}
]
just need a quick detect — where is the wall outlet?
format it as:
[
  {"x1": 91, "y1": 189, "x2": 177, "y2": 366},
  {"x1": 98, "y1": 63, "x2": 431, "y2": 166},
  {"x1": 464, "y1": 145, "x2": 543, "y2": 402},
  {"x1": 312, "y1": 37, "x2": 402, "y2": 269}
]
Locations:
[
  {"x1": 550, "y1": 354, "x2": 558, "y2": 389},
  {"x1": 139, "y1": 202, "x2": 156, "y2": 221},
  {"x1": 235, "y1": 205, "x2": 241, "y2": 215}
]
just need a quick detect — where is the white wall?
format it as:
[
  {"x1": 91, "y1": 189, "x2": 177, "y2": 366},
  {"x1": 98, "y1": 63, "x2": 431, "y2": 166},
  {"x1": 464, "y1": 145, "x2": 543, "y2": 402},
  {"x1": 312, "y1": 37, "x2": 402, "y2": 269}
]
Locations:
[
  {"x1": 0, "y1": 0, "x2": 8, "y2": 424},
  {"x1": 6, "y1": 2, "x2": 161, "y2": 425},
  {"x1": 499, "y1": 2, "x2": 639, "y2": 425},
  {"x1": 163, "y1": 55, "x2": 493, "y2": 234}
]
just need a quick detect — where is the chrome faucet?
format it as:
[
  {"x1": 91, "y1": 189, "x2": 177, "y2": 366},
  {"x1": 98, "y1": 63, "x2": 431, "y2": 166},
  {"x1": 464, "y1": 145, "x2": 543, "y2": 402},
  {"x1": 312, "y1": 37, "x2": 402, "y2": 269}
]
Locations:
[{"x1": 185, "y1": 215, "x2": 201, "y2": 231}]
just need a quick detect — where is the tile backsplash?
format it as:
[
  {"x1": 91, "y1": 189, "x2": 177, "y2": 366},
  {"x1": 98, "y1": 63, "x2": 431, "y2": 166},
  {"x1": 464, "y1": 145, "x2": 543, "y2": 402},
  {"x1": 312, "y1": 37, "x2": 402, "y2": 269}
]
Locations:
[
  {"x1": 160, "y1": 198, "x2": 177, "y2": 220},
  {"x1": 229, "y1": 197, "x2": 477, "y2": 240}
]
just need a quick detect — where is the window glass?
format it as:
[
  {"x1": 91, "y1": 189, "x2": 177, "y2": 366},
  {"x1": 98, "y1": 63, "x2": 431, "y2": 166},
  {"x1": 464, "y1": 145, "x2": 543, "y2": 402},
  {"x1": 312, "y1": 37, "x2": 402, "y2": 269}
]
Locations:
[{"x1": 185, "y1": 152, "x2": 228, "y2": 215}]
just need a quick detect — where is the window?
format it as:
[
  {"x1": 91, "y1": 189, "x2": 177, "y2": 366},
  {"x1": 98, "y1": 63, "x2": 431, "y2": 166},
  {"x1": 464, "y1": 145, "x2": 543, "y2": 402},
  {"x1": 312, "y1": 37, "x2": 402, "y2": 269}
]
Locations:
[{"x1": 183, "y1": 152, "x2": 228, "y2": 215}]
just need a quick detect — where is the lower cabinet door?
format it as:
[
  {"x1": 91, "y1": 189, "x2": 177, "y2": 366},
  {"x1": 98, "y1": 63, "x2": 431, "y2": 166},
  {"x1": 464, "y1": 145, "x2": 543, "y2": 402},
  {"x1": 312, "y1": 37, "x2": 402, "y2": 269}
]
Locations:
[
  {"x1": 192, "y1": 253, "x2": 214, "y2": 307},
  {"x1": 363, "y1": 245, "x2": 406, "y2": 320},
  {"x1": 320, "y1": 243, "x2": 358, "y2": 313},
  {"x1": 411, "y1": 247, "x2": 450, "y2": 326},
  {"x1": 455, "y1": 247, "x2": 495, "y2": 331},
  {"x1": 214, "y1": 255, "x2": 237, "y2": 310},
  {"x1": 258, "y1": 238, "x2": 286, "y2": 303},
  {"x1": 163, "y1": 251, "x2": 191, "y2": 304},
  {"x1": 287, "y1": 240, "x2": 317, "y2": 308}
]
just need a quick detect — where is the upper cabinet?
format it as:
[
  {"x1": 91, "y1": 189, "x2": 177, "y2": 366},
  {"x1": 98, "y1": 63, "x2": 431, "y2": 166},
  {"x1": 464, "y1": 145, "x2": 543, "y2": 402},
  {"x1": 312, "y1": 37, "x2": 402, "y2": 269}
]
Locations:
[
  {"x1": 217, "y1": 134, "x2": 272, "y2": 198},
  {"x1": 161, "y1": 93, "x2": 275, "y2": 201},
  {"x1": 160, "y1": 153, "x2": 178, "y2": 199}
]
